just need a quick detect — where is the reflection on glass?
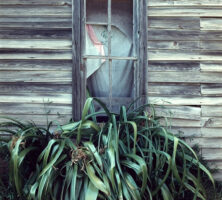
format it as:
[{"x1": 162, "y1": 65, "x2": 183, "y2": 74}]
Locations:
[
  {"x1": 86, "y1": 0, "x2": 107, "y2": 23},
  {"x1": 111, "y1": 0, "x2": 133, "y2": 56}
]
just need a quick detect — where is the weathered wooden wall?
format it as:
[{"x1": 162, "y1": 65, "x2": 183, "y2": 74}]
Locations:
[
  {"x1": 0, "y1": 0, "x2": 222, "y2": 180},
  {"x1": 0, "y1": 0, "x2": 73, "y2": 125},
  {"x1": 147, "y1": 0, "x2": 222, "y2": 180}
]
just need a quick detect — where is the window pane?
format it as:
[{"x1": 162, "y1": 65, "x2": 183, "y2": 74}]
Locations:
[
  {"x1": 111, "y1": 0, "x2": 133, "y2": 56},
  {"x1": 86, "y1": 58, "x2": 109, "y2": 98},
  {"x1": 87, "y1": 59, "x2": 134, "y2": 97},
  {"x1": 110, "y1": 25, "x2": 133, "y2": 57},
  {"x1": 84, "y1": 25, "x2": 108, "y2": 56},
  {"x1": 111, "y1": 59, "x2": 134, "y2": 98},
  {"x1": 86, "y1": 0, "x2": 108, "y2": 23},
  {"x1": 86, "y1": 59, "x2": 134, "y2": 112}
]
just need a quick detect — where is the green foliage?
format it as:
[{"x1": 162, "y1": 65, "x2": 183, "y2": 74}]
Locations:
[
  {"x1": 0, "y1": 141, "x2": 20, "y2": 200},
  {"x1": 0, "y1": 98, "x2": 216, "y2": 200}
]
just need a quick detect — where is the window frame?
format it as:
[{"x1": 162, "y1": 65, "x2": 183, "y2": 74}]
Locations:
[{"x1": 72, "y1": 0, "x2": 148, "y2": 120}]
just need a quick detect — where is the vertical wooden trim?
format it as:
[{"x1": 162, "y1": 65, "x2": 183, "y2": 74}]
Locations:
[
  {"x1": 133, "y1": 0, "x2": 148, "y2": 108},
  {"x1": 82, "y1": 0, "x2": 86, "y2": 57},
  {"x1": 134, "y1": 0, "x2": 140, "y2": 108},
  {"x1": 144, "y1": 0, "x2": 148, "y2": 104},
  {"x1": 108, "y1": 0, "x2": 112, "y2": 56},
  {"x1": 109, "y1": 59, "x2": 112, "y2": 109},
  {"x1": 72, "y1": 0, "x2": 86, "y2": 120},
  {"x1": 133, "y1": 0, "x2": 138, "y2": 58},
  {"x1": 133, "y1": 59, "x2": 138, "y2": 109},
  {"x1": 108, "y1": 0, "x2": 112, "y2": 109},
  {"x1": 139, "y1": 0, "x2": 148, "y2": 105},
  {"x1": 81, "y1": 0, "x2": 86, "y2": 113}
]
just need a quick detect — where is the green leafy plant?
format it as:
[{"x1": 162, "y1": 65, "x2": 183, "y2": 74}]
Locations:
[{"x1": 0, "y1": 98, "x2": 215, "y2": 200}]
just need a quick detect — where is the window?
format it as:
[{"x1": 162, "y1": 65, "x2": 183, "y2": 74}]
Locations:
[{"x1": 72, "y1": 0, "x2": 148, "y2": 120}]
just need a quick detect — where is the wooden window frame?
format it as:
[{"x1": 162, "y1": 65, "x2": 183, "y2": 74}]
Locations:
[{"x1": 72, "y1": 0, "x2": 148, "y2": 120}]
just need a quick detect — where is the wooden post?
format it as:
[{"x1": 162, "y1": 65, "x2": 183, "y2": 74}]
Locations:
[
  {"x1": 72, "y1": 0, "x2": 86, "y2": 121},
  {"x1": 139, "y1": 0, "x2": 148, "y2": 105},
  {"x1": 134, "y1": 0, "x2": 148, "y2": 107}
]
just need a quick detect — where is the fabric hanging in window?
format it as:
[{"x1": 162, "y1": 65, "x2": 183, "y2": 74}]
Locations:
[{"x1": 86, "y1": 25, "x2": 133, "y2": 97}]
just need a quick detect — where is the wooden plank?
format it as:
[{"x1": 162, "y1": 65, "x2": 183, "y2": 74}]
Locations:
[
  {"x1": 0, "y1": 16, "x2": 72, "y2": 29},
  {"x1": 0, "y1": 39, "x2": 71, "y2": 50},
  {"x1": 201, "y1": 128, "x2": 222, "y2": 137},
  {"x1": 169, "y1": 127, "x2": 202, "y2": 137},
  {"x1": 212, "y1": 171, "x2": 222, "y2": 181},
  {"x1": 0, "y1": 51, "x2": 72, "y2": 60},
  {"x1": 153, "y1": 61, "x2": 200, "y2": 71},
  {"x1": 159, "y1": 118, "x2": 201, "y2": 127},
  {"x1": 0, "y1": 6, "x2": 71, "y2": 17},
  {"x1": 202, "y1": 149, "x2": 222, "y2": 160},
  {"x1": 148, "y1": 0, "x2": 222, "y2": 6},
  {"x1": 169, "y1": 0, "x2": 222, "y2": 6},
  {"x1": 152, "y1": 105, "x2": 201, "y2": 120},
  {"x1": 148, "y1": 29, "x2": 200, "y2": 41},
  {"x1": 83, "y1": 55, "x2": 136, "y2": 60},
  {"x1": 148, "y1": 7, "x2": 222, "y2": 17},
  {"x1": 148, "y1": 41, "x2": 199, "y2": 50},
  {"x1": 138, "y1": 0, "x2": 148, "y2": 106},
  {"x1": 0, "y1": 29, "x2": 72, "y2": 39},
  {"x1": 199, "y1": 97, "x2": 222, "y2": 105},
  {"x1": 201, "y1": 84, "x2": 222, "y2": 96},
  {"x1": 0, "y1": 60, "x2": 72, "y2": 71},
  {"x1": 0, "y1": 71, "x2": 71, "y2": 83},
  {"x1": 72, "y1": 0, "x2": 85, "y2": 120},
  {"x1": 148, "y1": 17, "x2": 200, "y2": 30},
  {"x1": 149, "y1": 50, "x2": 222, "y2": 61},
  {"x1": 149, "y1": 72, "x2": 222, "y2": 83},
  {"x1": 201, "y1": 18, "x2": 222, "y2": 30},
  {"x1": 0, "y1": 94, "x2": 72, "y2": 104},
  {"x1": 148, "y1": 96, "x2": 222, "y2": 106},
  {"x1": 148, "y1": 0, "x2": 174, "y2": 6},
  {"x1": 0, "y1": 0, "x2": 72, "y2": 5},
  {"x1": 200, "y1": 31, "x2": 222, "y2": 40},
  {"x1": 202, "y1": 117, "x2": 222, "y2": 128},
  {"x1": 0, "y1": 84, "x2": 72, "y2": 94},
  {"x1": 148, "y1": 62, "x2": 200, "y2": 72},
  {"x1": 148, "y1": 50, "x2": 200, "y2": 61},
  {"x1": 149, "y1": 30, "x2": 222, "y2": 41},
  {"x1": 0, "y1": 103, "x2": 72, "y2": 115},
  {"x1": 202, "y1": 106, "x2": 222, "y2": 117},
  {"x1": 187, "y1": 138, "x2": 222, "y2": 148},
  {"x1": 201, "y1": 63, "x2": 222, "y2": 72},
  {"x1": 0, "y1": 114, "x2": 72, "y2": 125},
  {"x1": 206, "y1": 164, "x2": 222, "y2": 181},
  {"x1": 148, "y1": 83, "x2": 201, "y2": 96},
  {"x1": 206, "y1": 161, "x2": 222, "y2": 170},
  {"x1": 0, "y1": 16, "x2": 71, "y2": 22},
  {"x1": 148, "y1": 72, "x2": 201, "y2": 83},
  {"x1": 200, "y1": 41, "x2": 222, "y2": 51}
]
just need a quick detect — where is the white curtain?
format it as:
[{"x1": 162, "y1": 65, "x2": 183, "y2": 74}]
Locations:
[{"x1": 85, "y1": 25, "x2": 134, "y2": 97}]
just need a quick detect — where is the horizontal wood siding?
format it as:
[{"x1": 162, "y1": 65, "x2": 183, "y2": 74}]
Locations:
[
  {"x1": 1, "y1": 0, "x2": 222, "y2": 181},
  {"x1": 0, "y1": 0, "x2": 72, "y2": 125},
  {"x1": 147, "y1": 0, "x2": 222, "y2": 180}
]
